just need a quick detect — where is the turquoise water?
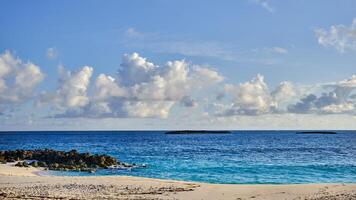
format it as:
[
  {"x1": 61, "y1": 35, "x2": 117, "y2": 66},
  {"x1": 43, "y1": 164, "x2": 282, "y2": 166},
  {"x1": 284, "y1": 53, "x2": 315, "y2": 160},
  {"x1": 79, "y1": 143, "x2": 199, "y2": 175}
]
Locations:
[{"x1": 1, "y1": 131, "x2": 356, "y2": 184}]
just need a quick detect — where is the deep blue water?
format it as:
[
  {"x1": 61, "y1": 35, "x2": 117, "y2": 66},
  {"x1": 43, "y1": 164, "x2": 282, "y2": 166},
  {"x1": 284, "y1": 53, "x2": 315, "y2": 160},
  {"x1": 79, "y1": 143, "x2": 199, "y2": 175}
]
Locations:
[{"x1": 1, "y1": 131, "x2": 356, "y2": 184}]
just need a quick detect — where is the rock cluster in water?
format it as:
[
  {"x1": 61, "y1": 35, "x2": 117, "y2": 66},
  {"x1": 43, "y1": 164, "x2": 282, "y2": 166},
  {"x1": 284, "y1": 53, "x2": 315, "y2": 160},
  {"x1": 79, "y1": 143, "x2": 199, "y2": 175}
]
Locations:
[{"x1": 0, "y1": 149, "x2": 142, "y2": 173}]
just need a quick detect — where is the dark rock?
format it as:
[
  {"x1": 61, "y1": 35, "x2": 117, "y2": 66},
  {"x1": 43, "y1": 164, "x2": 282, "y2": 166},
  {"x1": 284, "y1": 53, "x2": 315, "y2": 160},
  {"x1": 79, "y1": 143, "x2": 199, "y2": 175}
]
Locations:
[
  {"x1": 15, "y1": 161, "x2": 29, "y2": 167},
  {"x1": 31, "y1": 161, "x2": 38, "y2": 167},
  {"x1": 15, "y1": 162, "x2": 23, "y2": 167},
  {"x1": 0, "y1": 155, "x2": 6, "y2": 164},
  {"x1": 37, "y1": 161, "x2": 47, "y2": 167},
  {"x1": 2, "y1": 149, "x2": 141, "y2": 173},
  {"x1": 22, "y1": 162, "x2": 29, "y2": 167},
  {"x1": 0, "y1": 156, "x2": 5, "y2": 163}
]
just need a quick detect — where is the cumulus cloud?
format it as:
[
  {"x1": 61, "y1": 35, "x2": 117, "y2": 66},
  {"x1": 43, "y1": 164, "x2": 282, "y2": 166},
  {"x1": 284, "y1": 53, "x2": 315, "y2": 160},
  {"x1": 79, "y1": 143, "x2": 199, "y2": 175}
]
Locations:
[
  {"x1": 216, "y1": 73, "x2": 356, "y2": 117},
  {"x1": 0, "y1": 51, "x2": 44, "y2": 111},
  {"x1": 287, "y1": 92, "x2": 355, "y2": 114},
  {"x1": 315, "y1": 18, "x2": 356, "y2": 53},
  {"x1": 271, "y1": 81, "x2": 296, "y2": 104},
  {"x1": 39, "y1": 65, "x2": 93, "y2": 112},
  {"x1": 224, "y1": 74, "x2": 272, "y2": 115},
  {"x1": 42, "y1": 53, "x2": 223, "y2": 118},
  {"x1": 93, "y1": 74, "x2": 126, "y2": 101},
  {"x1": 217, "y1": 75, "x2": 296, "y2": 116},
  {"x1": 57, "y1": 66, "x2": 93, "y2": 108},
  {"x1": 190, "y1": 66, "x2": 224, "y2": 86},
  {"x1": 288, "y1": 75, "x2": 356, "y2": 114},
  {"x1": 99, "y1": 53, "x2": 222, "y2": 118},
  {"x1": 212, "y1": 73, "x2": 356, "y2": 117}
]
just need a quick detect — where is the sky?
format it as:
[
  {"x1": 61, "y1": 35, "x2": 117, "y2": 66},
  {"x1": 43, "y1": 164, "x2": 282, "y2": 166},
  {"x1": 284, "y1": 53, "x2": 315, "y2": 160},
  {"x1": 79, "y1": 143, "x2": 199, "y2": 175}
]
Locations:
[{"x1": 1, "y1": 0, "x2": 356, "y2": 130}]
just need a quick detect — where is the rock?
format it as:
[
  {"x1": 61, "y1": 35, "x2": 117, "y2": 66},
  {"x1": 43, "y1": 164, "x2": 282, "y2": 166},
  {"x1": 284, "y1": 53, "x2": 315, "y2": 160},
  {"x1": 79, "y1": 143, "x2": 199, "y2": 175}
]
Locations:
[
  {"x1": 0, "y1": 156, "x2": 5, "y2": 163},
  {"x1": 15, "y1": 162, "x2": 23, "y2": 167},
  {"x1": 2, "y1": 149, "x2": 141, "y2": 173},
  {"x1": 15, "y1": 161, "x2": 29, "y2": 167},
  {"x1": 37, "y1": 161, "x2": 47, "y2": 167},
  {"x1": 22, "y1": 162, "x2": 29, "y2": 167},
  {"x1": 31, "y1": 161, "x2": 38, "y2": 167}
]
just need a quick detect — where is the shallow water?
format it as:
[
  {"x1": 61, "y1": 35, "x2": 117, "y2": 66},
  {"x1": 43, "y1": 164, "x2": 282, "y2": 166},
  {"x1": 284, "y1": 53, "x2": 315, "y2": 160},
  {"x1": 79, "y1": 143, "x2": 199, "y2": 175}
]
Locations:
[{"x1": 1, "y1": 130, "x2": 356, "y2": 184}]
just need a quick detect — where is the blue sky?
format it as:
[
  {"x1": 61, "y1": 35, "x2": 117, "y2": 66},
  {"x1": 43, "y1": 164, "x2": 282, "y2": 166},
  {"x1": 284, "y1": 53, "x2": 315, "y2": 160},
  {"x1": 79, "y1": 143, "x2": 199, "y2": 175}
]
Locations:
[{"x1": 1, "y1": 0, "x2": 356, "y2": 130}]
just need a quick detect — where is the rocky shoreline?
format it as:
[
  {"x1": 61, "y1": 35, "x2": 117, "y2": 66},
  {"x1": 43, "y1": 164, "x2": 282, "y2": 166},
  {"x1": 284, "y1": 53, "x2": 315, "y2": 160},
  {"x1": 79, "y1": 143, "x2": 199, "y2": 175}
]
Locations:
[{"x1": 0, "y1": 149, "x2": 143, "y2": 173}]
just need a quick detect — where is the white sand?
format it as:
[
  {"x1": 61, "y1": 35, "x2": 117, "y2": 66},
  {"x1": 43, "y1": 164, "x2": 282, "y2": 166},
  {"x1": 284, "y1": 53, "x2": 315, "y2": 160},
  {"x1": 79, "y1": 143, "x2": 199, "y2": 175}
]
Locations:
[
  {"x1": 0, "y1": 162, "x2": 40, "y2": 177},
  {"x1": 0, "y1": 164, "x2": 355, "y2": 199}
]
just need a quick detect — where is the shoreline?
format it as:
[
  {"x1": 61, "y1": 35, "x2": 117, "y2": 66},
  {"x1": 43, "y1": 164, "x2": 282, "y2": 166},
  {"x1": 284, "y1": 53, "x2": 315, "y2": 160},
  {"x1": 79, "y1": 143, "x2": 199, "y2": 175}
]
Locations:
[{"x1": 1, "y1": 164, "x2": 356, "y2": 199}]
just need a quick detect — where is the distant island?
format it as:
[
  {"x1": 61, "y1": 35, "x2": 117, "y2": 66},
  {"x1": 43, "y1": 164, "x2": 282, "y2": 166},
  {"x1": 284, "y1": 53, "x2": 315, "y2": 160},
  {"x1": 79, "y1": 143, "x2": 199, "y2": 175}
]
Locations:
[
  {"x1": 165, "y1": 130, "x2": 232, "y2": 134},
  {"x1": 296, "y1": 131, "x2": 337, "y2": 134}
]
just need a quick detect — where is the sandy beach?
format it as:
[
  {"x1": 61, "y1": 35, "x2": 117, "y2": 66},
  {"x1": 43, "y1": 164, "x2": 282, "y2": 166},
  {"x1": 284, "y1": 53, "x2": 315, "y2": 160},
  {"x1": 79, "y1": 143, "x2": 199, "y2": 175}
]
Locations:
[{"x1": 0, "y1": 163, "x2": 355, "y2": 200}]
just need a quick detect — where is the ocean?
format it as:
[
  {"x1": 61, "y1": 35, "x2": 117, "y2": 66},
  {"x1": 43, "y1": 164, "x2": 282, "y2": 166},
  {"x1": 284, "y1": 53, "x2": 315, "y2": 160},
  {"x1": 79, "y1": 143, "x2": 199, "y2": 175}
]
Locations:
[{"x1": 1, "y1": 130, "x2": 356, "y2": 184}]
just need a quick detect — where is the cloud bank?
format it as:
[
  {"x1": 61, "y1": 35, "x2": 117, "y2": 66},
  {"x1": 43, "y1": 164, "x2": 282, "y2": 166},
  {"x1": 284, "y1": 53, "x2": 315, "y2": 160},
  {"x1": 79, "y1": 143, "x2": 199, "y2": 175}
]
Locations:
[
  {"x1": 214, "y1": 74, "x2": 356, "y2": 117},
  {"x1": 288, "y1": 75, "x2": 356, "y2": 114},
  {"x1": 2, "y1": 50, "x2": 356, "y2": 121},
  {"x1": 40, "y1": 53, "x2": 223, "y2": 118}
]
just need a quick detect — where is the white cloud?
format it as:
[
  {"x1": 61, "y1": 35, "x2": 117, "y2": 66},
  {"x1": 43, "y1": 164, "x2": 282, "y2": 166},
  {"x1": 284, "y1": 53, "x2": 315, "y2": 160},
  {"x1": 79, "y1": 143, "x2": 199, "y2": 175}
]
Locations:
[
  {"x1": 107, "y1": 53, "x2": 222, "y2": 118},
  {"x1": 214, "y1": 74, "x2": 356, "y2": 117},
  {"x1": 218, "y1": 74, "x2": 295, "y2": 116},
  {"x1": 0, "y1": 51, "x2": 44, "y2": 110},
  {"x1": 287, "y1": 92, "x2": 355, "y2": 114},
  {"x1": 46, "y1": 47, "x2": 58, "y2": 60},
  {"x1": 250, "y1": 0, "x2": 275, "y2": 13},
  {"x1": 190, "y1": 66, "x2": 224, "y2": 86},
  {"x1": 31, "y1": 48, "x2": 356, "y2": 122},
  {"x1": 321, "y1": 103, "x2": 354, "y2": 114},
  {"x1": 334, "y1": 74, "x2": 356, "y2": 88},
  {"x1": 228, "y1": 74, "x2": 273, "y2": 115},
  {"x1": 121, "y1": 101, "x2": 174, "y2": 118},
  {"x1": 39, "y1": 65, "x2": 93, "y2": 111},
  {"x1": 118, "y1": 52, "x2": 157, "y2": 86},
  {"x1": 3, "y1": 48, "x2": 356, "y2": 129},
  {"x1": 42, "y1": 53, "x2": 223, "y2": 118},
  {"x1": 288, "y1": 75, "x2": 356, "y2": 114},
  {"x1": 271, "y1": 81, "x2": 296, "y2": 105},
  {"x1": 93, "y1": 74, "x2": 126, "y2": 101},
  {"x1": 315, "y1": 18, "x2": 356, "y2": 53}
]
